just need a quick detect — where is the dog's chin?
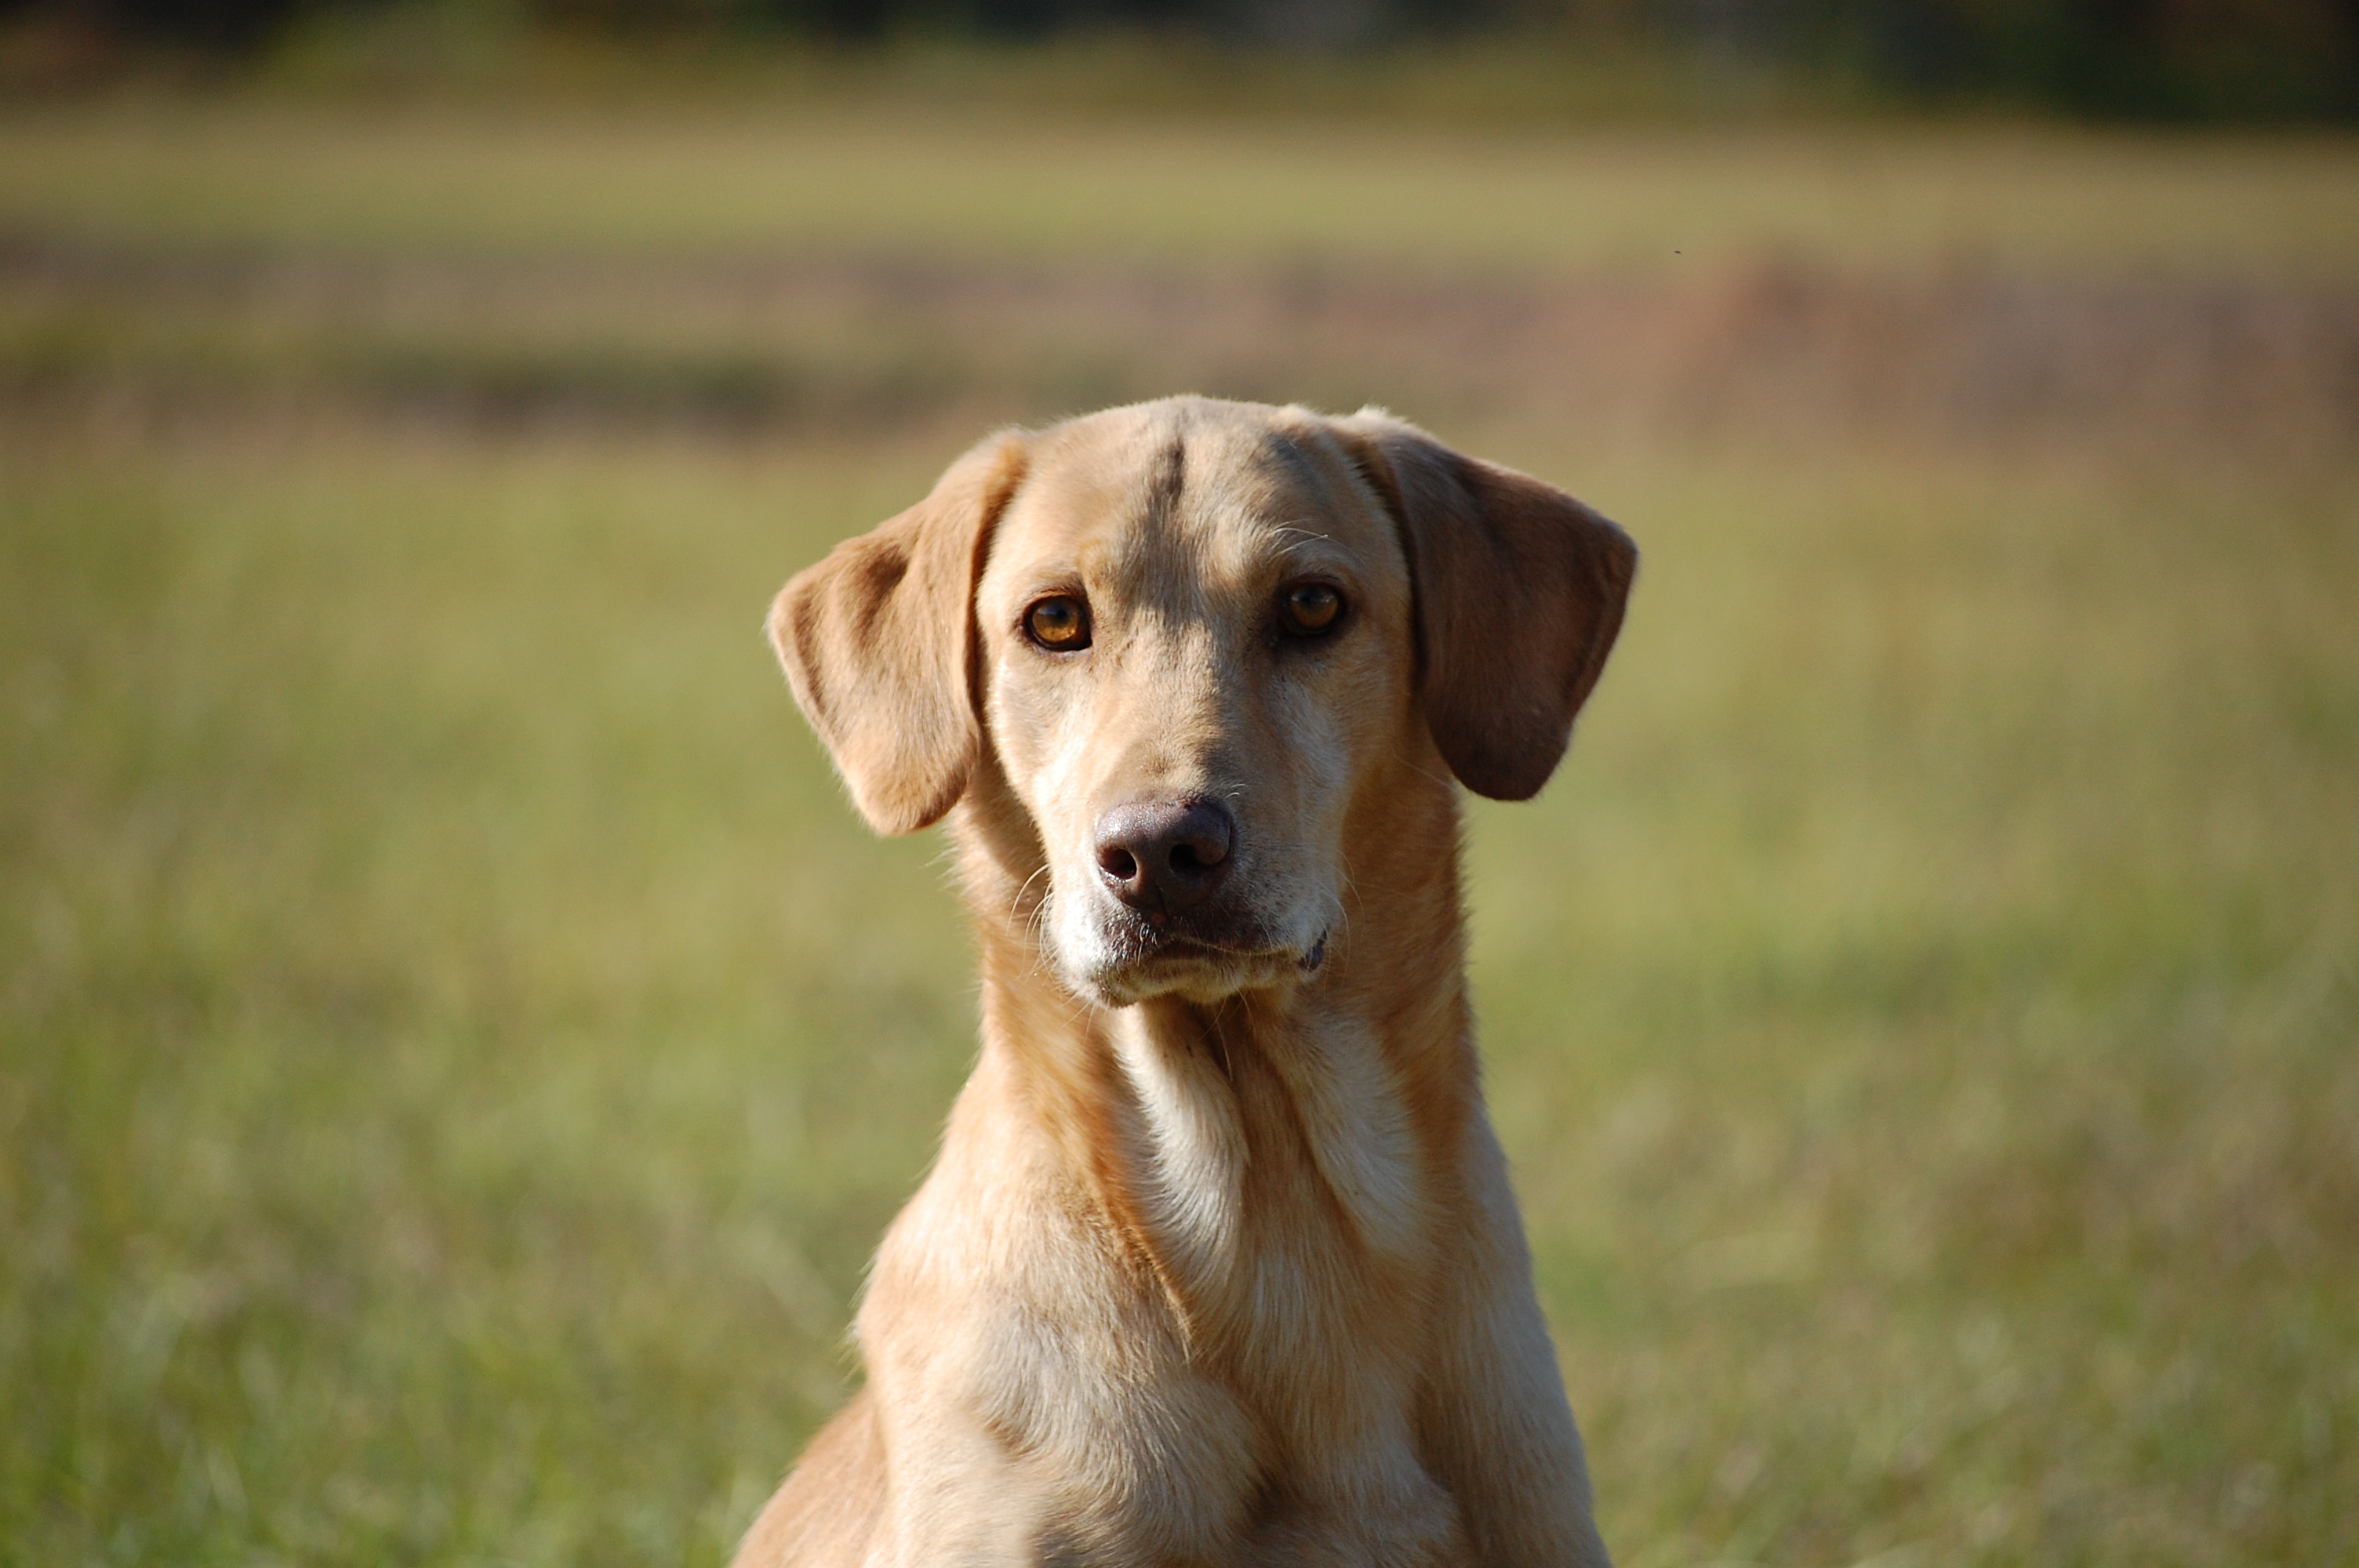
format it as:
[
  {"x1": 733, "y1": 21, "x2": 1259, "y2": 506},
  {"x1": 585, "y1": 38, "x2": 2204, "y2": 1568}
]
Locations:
[
  {"x1": 1079, "y1": 945, "x2": 1303, "y2": 1007},
  {"x1": 1060, "y1": 912, "x2": 1326, "y2": 1007}
]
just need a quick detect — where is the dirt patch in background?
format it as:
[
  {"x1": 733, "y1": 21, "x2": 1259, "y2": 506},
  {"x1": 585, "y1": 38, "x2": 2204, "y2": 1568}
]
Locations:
[{"x1": 4, "y1": 237, "x2": 2354, "y2": 459}]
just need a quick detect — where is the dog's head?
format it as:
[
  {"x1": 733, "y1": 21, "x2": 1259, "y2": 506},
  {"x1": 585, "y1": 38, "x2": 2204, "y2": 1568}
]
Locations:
[{"x1": 772, "y1": 397, "x2": 1634, "y2": 1007}]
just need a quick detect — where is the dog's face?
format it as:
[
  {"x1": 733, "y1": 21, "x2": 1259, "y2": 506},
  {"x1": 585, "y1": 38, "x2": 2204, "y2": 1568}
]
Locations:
[
  {"x1": 974, "y1": 405, "x2": 1414, "y2": 1003},
  {"x1": 772, "y1": 397, "x2": 1635, "y2": 1007}
]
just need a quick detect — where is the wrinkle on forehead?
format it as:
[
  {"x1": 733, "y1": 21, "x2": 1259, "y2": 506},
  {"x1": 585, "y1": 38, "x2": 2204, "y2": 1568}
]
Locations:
[{"x1": 1107, "y1": 419, "x2": 1352, "y2": 595}]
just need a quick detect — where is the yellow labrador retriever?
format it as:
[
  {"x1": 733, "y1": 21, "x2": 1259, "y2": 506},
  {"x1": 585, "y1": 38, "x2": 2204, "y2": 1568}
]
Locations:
[{"x1": 736, "y1": 396, "x2": 1635, "y2": 1566}]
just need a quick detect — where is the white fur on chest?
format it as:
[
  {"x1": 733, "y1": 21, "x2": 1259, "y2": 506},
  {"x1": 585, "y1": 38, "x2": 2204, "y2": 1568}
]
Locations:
[{"x1": 1109, "y1": 1005, "x2": 1431, "y2": 1303}]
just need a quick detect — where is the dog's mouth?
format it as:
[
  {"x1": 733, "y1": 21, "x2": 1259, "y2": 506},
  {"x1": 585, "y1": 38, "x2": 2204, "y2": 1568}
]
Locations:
[
  {"x1": 1080, "y1": 908, "x2": 1328, "y2": 1003},
  {"x1": 1103, "y1": 909, "x2": 1274, "y2": 962}
]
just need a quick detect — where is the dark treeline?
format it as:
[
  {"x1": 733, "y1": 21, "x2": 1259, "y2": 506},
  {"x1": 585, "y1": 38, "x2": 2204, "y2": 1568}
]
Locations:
[{"x1": 10, "y1": 0, "x2": 2358, "y2": 118}]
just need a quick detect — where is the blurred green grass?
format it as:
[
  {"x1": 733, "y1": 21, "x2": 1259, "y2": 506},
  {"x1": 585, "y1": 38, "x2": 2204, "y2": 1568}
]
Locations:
[
  {"x1": 5, "y1": 98, "x2": 2359, "y2": 277},
  {"x1": 3, "y1": 93, "x2": 2357, "y2": 1568}
]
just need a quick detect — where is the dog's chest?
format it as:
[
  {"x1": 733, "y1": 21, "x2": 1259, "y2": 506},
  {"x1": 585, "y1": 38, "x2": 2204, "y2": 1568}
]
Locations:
[{"x1": 1107, "y1": 1008, "x2": 1436, "y2": 1367}]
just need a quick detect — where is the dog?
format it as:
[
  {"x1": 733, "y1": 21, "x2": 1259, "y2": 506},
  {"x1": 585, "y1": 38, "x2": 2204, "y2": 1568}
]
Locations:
[{"x1": 735, "y1": 396, "x2": 1636, "y2": 1566}]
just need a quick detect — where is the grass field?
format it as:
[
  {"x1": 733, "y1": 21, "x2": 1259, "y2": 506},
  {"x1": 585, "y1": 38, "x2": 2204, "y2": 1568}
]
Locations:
[{"x1": 3, "y1": 91, "x2": 2357, "y2": 1567}]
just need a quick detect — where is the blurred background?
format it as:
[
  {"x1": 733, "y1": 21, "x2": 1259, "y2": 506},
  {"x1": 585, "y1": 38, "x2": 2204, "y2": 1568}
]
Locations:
[{"x1": 2, "y1": 2, "x2": 2355, "y2": 1565}]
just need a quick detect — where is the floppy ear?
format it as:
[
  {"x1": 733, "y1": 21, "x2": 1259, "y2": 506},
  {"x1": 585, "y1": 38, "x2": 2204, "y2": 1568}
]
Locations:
[
  {"x1": 769, "y1": 430, "x2": 1029, "y2": 835},
  {"x1": 1326, "y1": 409, "x2": 1636, "y2": 801}
]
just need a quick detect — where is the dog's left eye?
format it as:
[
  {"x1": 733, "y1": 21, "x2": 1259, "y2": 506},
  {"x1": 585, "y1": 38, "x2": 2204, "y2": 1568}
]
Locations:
[
  {"x1": 1280, "y1": 583, "x2": 1343, "y2": 637},
  {"x1": 1024, "y1": 595, "x2": 1091, "y2": 651}
]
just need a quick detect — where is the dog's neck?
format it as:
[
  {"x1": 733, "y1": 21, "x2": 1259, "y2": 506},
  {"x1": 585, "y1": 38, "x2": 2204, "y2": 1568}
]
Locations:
[{"x1": 947, "y1": 751, "x2": 1480, "y2": 1341}]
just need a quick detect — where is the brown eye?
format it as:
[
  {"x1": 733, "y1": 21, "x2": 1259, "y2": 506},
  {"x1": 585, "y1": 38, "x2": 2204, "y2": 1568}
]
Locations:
[
  {"x1": 1024, "y1": 595, "x2": 1090, "y2": 651},
  {"x1": 1281, "y1": 583, "x2": 1342, "y2": 637}
]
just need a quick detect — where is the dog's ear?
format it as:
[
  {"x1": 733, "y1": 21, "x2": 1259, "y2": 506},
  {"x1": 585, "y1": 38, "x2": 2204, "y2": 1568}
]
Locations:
[
  {"x1": 769, "y1": 430, "x2": 1029, "y2": 835},
  {"x1": 1325, "y1": 409, "x2": 1636, "y2": 801}
]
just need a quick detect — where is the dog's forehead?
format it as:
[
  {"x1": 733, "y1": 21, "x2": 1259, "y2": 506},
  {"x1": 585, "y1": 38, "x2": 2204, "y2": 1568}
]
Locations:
[{"x1": 996, "y1": 401, "x2": 1393, "y2": 593}]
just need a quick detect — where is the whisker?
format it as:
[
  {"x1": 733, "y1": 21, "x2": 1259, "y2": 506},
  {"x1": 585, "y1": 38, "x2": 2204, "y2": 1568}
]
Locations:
[
  {"x1": 1023, "y1": 895, "x2": 1058, "y2": 980},
  {"x1": 1207, "y1": 1007, "x2": 1235, "y2": 1080},
  {"x1": 1009, "y1": 862, "x2": 1052, "y2": 924}
]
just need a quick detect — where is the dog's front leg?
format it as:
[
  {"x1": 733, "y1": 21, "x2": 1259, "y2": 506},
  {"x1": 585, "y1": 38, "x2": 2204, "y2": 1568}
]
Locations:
[{"x1": 1416, "y1": 1112, "x2": 1614, "y2": 1567}]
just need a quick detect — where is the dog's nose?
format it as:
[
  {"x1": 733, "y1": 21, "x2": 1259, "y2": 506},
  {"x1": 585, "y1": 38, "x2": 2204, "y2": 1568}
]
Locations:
[{"x1": 1093, "y1": 798, "x2": 1235, "y2": 914}]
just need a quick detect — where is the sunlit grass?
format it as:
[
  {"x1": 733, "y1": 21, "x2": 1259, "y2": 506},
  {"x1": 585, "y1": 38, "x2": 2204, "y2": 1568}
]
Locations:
[
  {"x1": 1470, "y1": 444, "x2": 2359, "y2": 1565},
  {"x1": 0, "y1": 425, "x2": 969, "y2": 1564}
]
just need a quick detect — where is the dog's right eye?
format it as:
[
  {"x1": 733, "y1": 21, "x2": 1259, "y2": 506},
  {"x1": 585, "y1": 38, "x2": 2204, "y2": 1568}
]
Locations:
[
  {"x1": 1024, "y1": 596, "x2": 1091, "y2": 652},
  {"x1": 1279, "y1": 582, "x2": 1343, "y2": 637}
]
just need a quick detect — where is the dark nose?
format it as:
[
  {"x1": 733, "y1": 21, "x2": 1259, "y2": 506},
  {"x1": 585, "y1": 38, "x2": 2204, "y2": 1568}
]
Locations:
[{"x1": 1093, "y1": 798, "x2": 1235, "y2": 914}]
